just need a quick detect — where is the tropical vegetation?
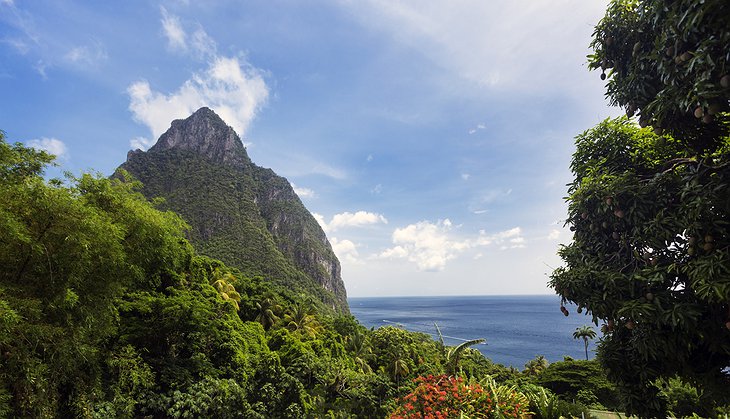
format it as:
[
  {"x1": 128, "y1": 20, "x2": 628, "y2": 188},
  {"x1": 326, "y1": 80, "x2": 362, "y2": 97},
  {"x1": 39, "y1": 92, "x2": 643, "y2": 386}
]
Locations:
[{"x1": 551, "y1": 0, "x2": 730, "y2": 416}]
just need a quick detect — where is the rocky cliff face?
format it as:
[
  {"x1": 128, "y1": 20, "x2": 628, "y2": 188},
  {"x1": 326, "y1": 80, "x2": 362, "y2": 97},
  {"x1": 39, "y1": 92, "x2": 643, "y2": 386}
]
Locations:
[{"x1": 119, "y1": 107, "x2": 348, "y2": 313}]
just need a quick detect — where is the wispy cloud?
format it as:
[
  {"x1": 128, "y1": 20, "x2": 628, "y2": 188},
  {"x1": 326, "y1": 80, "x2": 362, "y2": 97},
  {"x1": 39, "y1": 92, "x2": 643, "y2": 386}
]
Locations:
[
  {"x1": 64, "y1": 41, "x2": 107, "y2": 68},
  {"x1": 339, "y1": 1, "x2": 608, "y2": 96},
  {"x1": 161, "y1": 7, "x2": 187, "y2": 51},
  {"x1": 468, "y1": 123, "x2": 485, "y2": 134},
  {"x1": 26, "y1": 137, "x2": 67, "y2": 159},
  {"x1": 160, "y1": 7, "x2": 216, "y2": 59},
  {"x1": 469, "y1": 188, "x2": 512, "y2": 213}
]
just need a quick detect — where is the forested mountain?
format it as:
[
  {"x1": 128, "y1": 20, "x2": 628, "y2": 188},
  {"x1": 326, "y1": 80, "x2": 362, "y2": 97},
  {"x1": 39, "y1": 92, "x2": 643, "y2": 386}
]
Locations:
[{"x1": 117, "y1": 108, "x2": 348, "y2": 313}]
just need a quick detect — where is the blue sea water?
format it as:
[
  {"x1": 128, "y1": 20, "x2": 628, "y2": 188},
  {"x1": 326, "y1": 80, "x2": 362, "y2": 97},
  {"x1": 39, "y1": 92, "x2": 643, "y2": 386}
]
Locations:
[{"x1": 349, "y1": 295, "x2": 597, "y2": 368}]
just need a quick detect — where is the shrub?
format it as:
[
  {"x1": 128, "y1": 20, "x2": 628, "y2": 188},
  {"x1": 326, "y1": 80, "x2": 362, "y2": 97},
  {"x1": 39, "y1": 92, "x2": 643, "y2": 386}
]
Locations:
[{"x1": 390, "y1": 374, "x2": 529, "y2": 419}]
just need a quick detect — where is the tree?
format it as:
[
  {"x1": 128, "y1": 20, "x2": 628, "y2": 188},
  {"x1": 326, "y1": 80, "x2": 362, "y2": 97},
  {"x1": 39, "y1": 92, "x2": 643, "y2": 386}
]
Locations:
[
  {"x1": 211, "y1": 268, "x2": 242, "y2": 311},
  {"x1": 254, "y1": 297, "x2": 281, "y2": 331},
  {"x1": 444, "y1": 338, "x2": 485, "y2": 376},
  {"x1": 523, "y1": 355, "x2": 549, "y2": 377},
  {"x1": 588, "y1": 0, "x2": 729, "y2": 151},
  {"x1": 283, "y1": 301, "x2": 321, "y2": 336},
  {"x1": 552, "y1": 1, "x2": 730, "y2": 415},
  {"x1": 572, "y1": 326, "x2": 596, "y2": 360},
  {"x1": 345, "y1": 329, "x2": 374, "y2": 374}
]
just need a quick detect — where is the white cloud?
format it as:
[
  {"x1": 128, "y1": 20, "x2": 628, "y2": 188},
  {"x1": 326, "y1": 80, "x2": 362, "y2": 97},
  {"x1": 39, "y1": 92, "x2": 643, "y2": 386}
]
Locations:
[
  {"x1": 130, "y1": 136, "x2": 155, "y2": 151},
  {"x1": 366, "y1": 154, "x2": 373, "y2": 162},
  {"x1": 190, "y1": 27, "x2": 217, "y2": 58},
  {"x1": 316, "y1": 211, "x2": 389, "y2": 233},
  {"x1": 371, "y1": 184, "x2": 383, "y2": 194},
  {"x1": 1, "y1": 0, "x2": 15, "y2": 6},
  {"x1": 292, "y1": 183, "x2": 315, "y2": 199},
  {"x1": 331, "y1": 237, "x2": 361, "y2": 264},
  {"x1": 64, "y1": 41, "x2": 107, "y2": 68},
  {"x1": 547, "y1": 229, "x2": 561, "y2": 240},
  {"x1": 475, "y1": 227, "x2": 523, "y2": 246},
  {"x1": 313, "y1": 213, "x2": 328, "y2": 231},
  {"x1": 468, "y1": 123, "x2": 486, "y2": 134},
  {"x1": 379, "y1": 219, "x2": 464, "y2": 271},
  {"x1": 161, "y1": 7, "x2": 187, "y2": 51},
  {"x1": 127, "y1": 55, "x2": 269, "y2": 148},
  {"x1": 160, "y1": 8, "x2": 217, "y2": 59},
  {"x1": 34, "y1": 60, "x2": 48, "y2": 79},
  {"x1": 461, "y1": 173, "x2": 470, "y2": 180},
  {"x1": 2, "y1": 38, "x2": 29, "y2": 54},
  {"x1": 26, "y1": 137, "x2": 67, "y2": 159},
  {"x1": 378, "y1": 221, "x2": 526, "y2": 271}
]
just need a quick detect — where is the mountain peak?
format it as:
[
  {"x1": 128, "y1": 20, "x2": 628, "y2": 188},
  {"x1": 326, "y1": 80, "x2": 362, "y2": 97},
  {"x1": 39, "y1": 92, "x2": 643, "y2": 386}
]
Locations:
[{"x1": 148, "y1": 107, "x2": 251, "y2": 166}]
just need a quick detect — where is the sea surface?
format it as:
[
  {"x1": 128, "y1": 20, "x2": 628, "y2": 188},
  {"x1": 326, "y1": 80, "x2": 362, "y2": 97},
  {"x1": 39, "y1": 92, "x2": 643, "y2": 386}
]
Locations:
[{"x1": 349, "y1": 295, "x2": 597, "y2": 368}]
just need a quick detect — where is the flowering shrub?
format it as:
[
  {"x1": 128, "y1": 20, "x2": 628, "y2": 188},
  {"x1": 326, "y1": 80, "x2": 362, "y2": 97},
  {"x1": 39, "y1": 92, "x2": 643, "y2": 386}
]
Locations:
[{"x1": 389, "y1": 375, "x2": 530, "y2": 419}]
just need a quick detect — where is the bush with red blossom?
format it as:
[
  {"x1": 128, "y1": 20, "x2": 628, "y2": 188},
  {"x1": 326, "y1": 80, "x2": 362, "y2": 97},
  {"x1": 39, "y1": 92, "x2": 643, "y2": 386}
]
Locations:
[{"x1": 389, "y1": 374, "x2": 529, "y2": 419}]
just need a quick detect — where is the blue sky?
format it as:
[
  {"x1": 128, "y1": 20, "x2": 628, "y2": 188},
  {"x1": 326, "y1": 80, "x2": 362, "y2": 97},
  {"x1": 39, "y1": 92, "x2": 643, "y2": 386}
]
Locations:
[{"x1": 1, "y1": 0, "x2": 621, "y2": 297}]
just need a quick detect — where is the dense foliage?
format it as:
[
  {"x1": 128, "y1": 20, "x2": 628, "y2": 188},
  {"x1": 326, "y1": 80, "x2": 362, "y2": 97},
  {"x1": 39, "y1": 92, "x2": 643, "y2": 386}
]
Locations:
[
  {"x1": 553, "y1": 0, "x2": 730, "y2": 416},
  {"x1": 589, "y1": 0, "x2": 729, "y2": 150}
]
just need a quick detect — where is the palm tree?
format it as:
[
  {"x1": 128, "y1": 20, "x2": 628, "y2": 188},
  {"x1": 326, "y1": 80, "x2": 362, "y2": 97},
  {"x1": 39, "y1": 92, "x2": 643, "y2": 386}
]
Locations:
[
  {"x1": 211, "y1": 273, "x2": 241, "y2": 311},
  {"x1": 255, "y1": 297, "x2": 280, "y2": 330},
  {"x1": 345, "y1": 329, "x2": 373, "y2": 373},
  {"x1": 390, "y1": 355, "x2": 410, "y2": 390},
  {"x1": 523, "y1": 355, "x2": 549, "y2": 376},
  {"x1": 283, "y1": 301, "x2": 321, "y2": 336},
  {"x1": 573, "y1": 325, "x2": 597, "y2": 360},
  {"x1": 445, "y1": 338, "x2": 486, "y2": 376}
]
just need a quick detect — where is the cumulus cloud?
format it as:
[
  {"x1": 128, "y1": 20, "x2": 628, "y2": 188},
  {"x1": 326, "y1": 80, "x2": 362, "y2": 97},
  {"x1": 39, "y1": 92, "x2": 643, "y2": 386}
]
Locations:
[
  {"x1": 313, "y1": 213, "x2": 328, "y2": 231},
  {"x1": 26, "y1": 137, "x2": 67, "y2": 159},
  {"x1": 292, "y1": 183, "x2": 315, "y2": 199},
  {"x1": 378, "y1": 219, "x2": 464, "y2": 271},
  {"x1": 127, "y1": 55, "x2": 269, "y2": 148},
  {"x1": 547, "y1": 229, "x2": 561, "y2": 240},
  {"x1": 315, "y1": 211, "x2": 388, "y2": 233},
  {"x1": 378, "y1": 221, "x2": 525, "y2": 271},
  {"x1": 331, "y1": 237, "x2": 361, "y2": 264}
]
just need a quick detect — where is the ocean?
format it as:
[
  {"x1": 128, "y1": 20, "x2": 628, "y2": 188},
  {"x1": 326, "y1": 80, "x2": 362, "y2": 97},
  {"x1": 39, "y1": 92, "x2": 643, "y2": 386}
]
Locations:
[{"x1": 349, "y1": 295, "x2": 597, "y2": 368}]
